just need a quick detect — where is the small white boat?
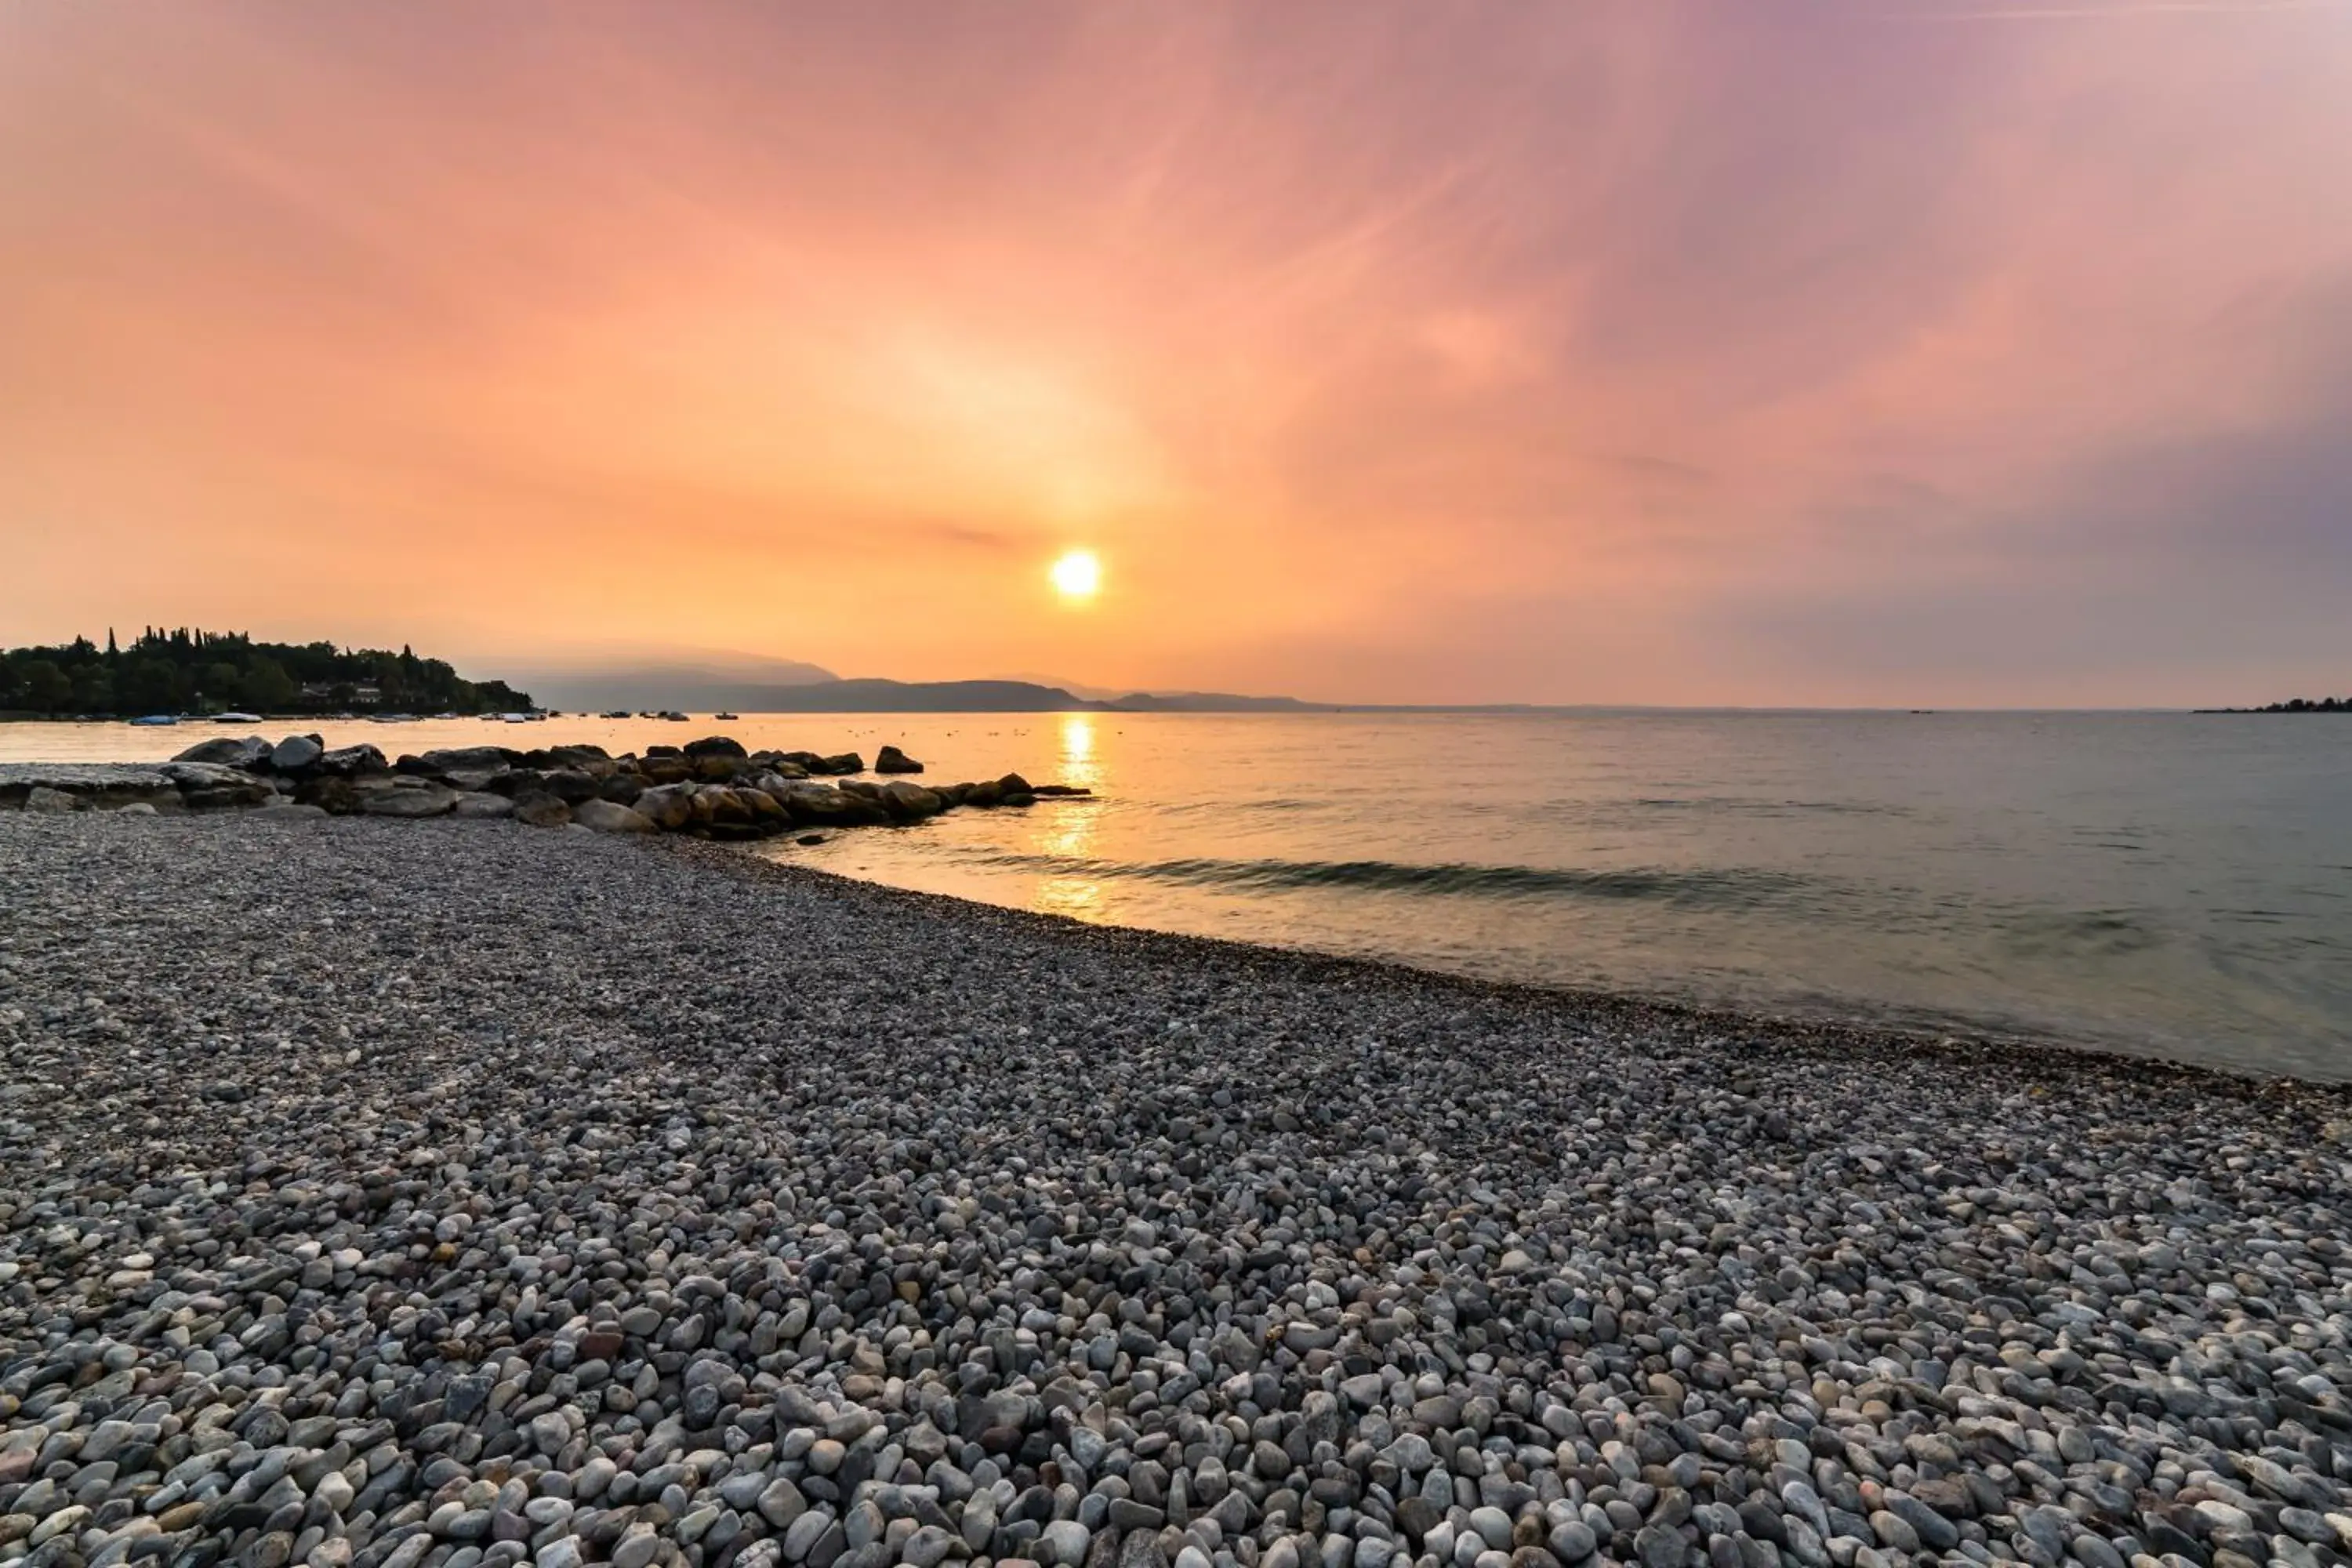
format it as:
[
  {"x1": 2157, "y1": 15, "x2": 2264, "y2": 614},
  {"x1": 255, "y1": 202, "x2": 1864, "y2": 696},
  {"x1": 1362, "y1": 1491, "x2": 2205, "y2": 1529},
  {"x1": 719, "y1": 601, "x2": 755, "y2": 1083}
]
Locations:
[
  {"x1": 214, "y1": 712, "x2": 263, "y2": 724},
  {"x1": 128, "y1": 714, "x2": 180, "y2": 727}
]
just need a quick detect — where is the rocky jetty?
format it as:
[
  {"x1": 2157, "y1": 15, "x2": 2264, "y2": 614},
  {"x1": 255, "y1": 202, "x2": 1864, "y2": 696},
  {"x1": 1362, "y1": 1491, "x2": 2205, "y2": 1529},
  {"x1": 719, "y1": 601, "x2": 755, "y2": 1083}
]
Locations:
[
  {"x1": 3, "y1": 816, "x2": 2352, "y2": 1568},
  {"x1": 0, "y1": 738, "x2": 1085, "y2": 840}
]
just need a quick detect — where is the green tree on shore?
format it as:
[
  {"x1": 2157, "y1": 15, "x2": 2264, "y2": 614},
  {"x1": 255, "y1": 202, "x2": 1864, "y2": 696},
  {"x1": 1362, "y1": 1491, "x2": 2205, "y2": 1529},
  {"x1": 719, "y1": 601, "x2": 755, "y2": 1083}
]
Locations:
[
  {"x1": 18, "y1": 659, "x2": 69, "y2": 713},
  {"x1": 0, "y1": 630, "x2": 533, "y2": 717}
]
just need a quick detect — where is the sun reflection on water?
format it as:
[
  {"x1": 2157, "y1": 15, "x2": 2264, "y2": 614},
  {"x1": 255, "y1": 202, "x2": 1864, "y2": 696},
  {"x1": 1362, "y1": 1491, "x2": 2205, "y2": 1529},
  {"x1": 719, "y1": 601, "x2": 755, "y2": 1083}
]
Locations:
[
  {"x1": 1058, "y1": 713, "x2": 1098, "y2": 787},
  {"x1": 1031, "y1": 713, "x2": 1104, "y2": 917}
]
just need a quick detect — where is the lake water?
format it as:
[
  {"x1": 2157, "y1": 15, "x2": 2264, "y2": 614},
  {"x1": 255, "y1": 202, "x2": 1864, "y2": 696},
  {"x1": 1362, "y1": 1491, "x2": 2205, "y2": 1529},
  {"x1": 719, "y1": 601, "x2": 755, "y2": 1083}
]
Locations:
[{"x1": 8, "y1": 710, "x2": 2349, "y2": 1077}]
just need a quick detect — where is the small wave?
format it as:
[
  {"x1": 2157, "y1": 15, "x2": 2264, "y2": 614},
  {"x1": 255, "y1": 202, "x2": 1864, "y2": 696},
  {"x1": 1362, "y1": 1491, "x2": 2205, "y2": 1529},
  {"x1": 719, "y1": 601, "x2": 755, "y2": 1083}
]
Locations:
[
  {"x1": 1996, "y1": 909, "x2": 2165, "y2": 958},
  {"x1": 954, "y1": 849, "x2": 1818, "y2": 910},
  {"x1": 1624, "y1": 796, "x2": 1907, "y2": 817}
]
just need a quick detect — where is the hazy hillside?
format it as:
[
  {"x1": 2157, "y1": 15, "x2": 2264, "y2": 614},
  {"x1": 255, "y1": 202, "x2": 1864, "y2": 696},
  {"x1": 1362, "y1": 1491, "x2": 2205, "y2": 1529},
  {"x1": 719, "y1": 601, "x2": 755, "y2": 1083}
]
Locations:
[
  {"x1": 514, "y1": 655, "x2": 1327, "y2": 713},
  {"x1": 510, "y1": 657, "x2": 839, "y2": 712},
  {"x1": 751, "y1": 678, "x2": 1099, "y2": 713},
  {"x1": 1108, "y1": 691, "x2": 1319, "y2": 713}
]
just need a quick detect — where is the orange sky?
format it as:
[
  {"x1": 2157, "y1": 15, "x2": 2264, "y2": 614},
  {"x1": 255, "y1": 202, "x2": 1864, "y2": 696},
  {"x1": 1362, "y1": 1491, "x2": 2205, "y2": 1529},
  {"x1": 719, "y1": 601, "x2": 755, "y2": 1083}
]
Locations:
[{"x1": 5, "y1": 2, "x2": 2351, "y2": 705}]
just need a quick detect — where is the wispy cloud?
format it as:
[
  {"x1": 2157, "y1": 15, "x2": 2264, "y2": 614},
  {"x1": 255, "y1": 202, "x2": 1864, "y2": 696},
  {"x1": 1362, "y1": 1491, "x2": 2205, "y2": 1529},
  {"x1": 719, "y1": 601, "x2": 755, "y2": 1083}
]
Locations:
[
  {"x1": 1886, "y1": 0, "x2": 2347, "y2": 20},
  {"x1": 2, "y1": 2, "x2": 2349, "y2": 703}
]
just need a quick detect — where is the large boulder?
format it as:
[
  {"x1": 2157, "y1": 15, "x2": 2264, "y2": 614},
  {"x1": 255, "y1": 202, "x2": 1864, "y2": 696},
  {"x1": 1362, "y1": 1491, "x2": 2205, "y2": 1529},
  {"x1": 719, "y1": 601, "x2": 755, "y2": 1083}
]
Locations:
[
  {"x1": 415, "y1": 745, "x2": 524, "y2": 775},
  {"x1": 962, "y1": 779, "x2": 1005, "y2": 807},
  {"x1": 441, "y1": 766, "x2": 510, "y2": 793},
  {"x1": 314, "y1": 743, "x2": 388, "y2": 777},
  {"x1": 747, "y1": 752, "x2": 810, "y2": 781},
  {"x1": 775, "y1": 783, "x2": 890, "y2": 826},
  {"x1": 543, "y1": 744, "x2": 614, "y2": 772},
  {"x1": 513, "y1": 793, "x2": 572, "y2": 828},
  {"x1": 572, "y1": 799, "x2": 655, "y2": 833},
  {"x1": 295, "y1": 776, "x2": 365, "y2": 815},
  {"x1": 159, "y1": 762, "x2": 275, "y2": 810},
  {"x1": 683, "y1": 735, "x2": 747, "y2": 760},
  {"x1": 641, "y1": 756, "x2": 692, "y2": 785},
  {"x1": 598, "y1": 774, "x2": 644, "y2": 805},
  {"x1": 451, "y1": 792, "x2": 515, "y2": 819},
  {"x1": 874, "y1": 745, "x2": 924, "y2": 775},
  {"x1": 996, "y1": 771, "x2": 1033, "y2": 796},
  {"x1": 362, "y1": 783, "x2": 457, "y2": 818},
  {"x1": 540, "y1": 769, "x2": 604, "y2": 804},
  {"x1": 3, "y1": 766, "x2": 181, "y2": 811},
  {"x1": 693, "y1": 787, "x2": 756, "y2": 829},
  {"x1": 819, "y1": 753, "x2": 864, "y2": 775},
  {"x1": 741, "y1": 787, "x2": 788, "y2": 829},
  {"x1": 24, "y1": 786, "x2": 77, "y2": 813},
  {"x1": 270, "y1": 735, "x2": 325, "y2": 773},
  {"x1": 880, "y1": 781, "x2": 946, "y2": 820},
  {"x1": 633, "y1": 784, "x2": 693, "y2": 831},
  {"x1": 173, "y1": 736, "x2": 270, "y2": 769}
]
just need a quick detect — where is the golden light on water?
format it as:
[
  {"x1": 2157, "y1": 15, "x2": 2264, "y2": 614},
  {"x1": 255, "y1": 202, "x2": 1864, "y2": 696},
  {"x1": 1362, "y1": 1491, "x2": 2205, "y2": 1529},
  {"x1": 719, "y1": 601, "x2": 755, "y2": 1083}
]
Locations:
[
  {"x1": 1031, "y1": 713, "x2": 1103, "y2": 919},
  {"x1": 1049, "y1": 550, "x2": 1102, "y2": 603}
]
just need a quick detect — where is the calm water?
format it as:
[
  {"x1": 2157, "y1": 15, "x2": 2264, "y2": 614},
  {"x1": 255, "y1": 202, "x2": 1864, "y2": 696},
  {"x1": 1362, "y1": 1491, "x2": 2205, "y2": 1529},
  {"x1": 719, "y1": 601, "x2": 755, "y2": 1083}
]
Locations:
[{"x1": 9, "y1": 710, "x2": 2350, "y2": 1076}]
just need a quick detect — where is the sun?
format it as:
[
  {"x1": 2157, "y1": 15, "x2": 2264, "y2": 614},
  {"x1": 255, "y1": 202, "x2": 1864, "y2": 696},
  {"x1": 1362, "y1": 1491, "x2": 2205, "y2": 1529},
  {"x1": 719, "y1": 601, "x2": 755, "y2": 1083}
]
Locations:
[{"x1": 1049, "y1": 549, "x2": 1102, "y2": 602}]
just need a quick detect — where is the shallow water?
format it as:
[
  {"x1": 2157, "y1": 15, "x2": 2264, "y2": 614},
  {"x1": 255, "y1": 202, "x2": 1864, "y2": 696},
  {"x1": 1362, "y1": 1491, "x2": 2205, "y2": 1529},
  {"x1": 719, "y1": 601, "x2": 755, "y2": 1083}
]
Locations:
[{"x1": 9, "y1": 709, "x2": 2350, "y2": 1076}]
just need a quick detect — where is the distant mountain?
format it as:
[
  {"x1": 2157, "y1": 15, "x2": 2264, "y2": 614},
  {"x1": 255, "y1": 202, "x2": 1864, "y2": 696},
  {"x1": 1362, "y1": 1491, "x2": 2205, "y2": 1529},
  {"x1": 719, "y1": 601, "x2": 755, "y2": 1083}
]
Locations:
[
  {"x1": 1106, "y1": 690, "x2": 1319, "y2": 712},
  {"x1": 506, "y1": 652, "x2": 1339, "y2": 713},
  {"x1": 509, "y1": 656, "x2": 839, "y2": 711},
  {"x1": 750, "y1": 681, "x2": 1325, "y2": 713},
  {"x1": 506, "y1": 651, "x2": 1341, "y2": 713},
  {"x1": 743, "y1": 678, "x2": 1098, "y2": 713},
  {"x1": 991, "y1": 672, "x2": 1129, "y2": 702}
]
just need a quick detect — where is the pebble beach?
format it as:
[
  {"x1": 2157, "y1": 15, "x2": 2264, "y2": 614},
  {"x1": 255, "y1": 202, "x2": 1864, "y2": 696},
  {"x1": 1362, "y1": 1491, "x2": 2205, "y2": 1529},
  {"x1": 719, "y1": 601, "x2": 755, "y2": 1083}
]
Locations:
[{"x1": 4, "y1": 813, "x2": 2350, "y2": 1568}]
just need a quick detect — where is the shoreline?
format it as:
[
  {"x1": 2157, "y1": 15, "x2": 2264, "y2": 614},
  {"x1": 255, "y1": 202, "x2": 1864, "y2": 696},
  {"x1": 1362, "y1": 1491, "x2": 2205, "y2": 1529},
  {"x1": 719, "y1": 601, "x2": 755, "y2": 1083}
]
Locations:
[
  {"x1": 768, "y1": 862, "x2": 2349, "y2": 1095},
  {"x1": 12, "y1": 751, "x2": 2334, "y2": 1091},
  {"x1": 5, "y1": 812, "x2": 2351, "y2": 1568},
  {"x1": 698, "y1": 837, "x2": 2351, "y2": 1102},
  {"x1": 1, "y1": 757, "x2": 2344, "y2": 1092}
]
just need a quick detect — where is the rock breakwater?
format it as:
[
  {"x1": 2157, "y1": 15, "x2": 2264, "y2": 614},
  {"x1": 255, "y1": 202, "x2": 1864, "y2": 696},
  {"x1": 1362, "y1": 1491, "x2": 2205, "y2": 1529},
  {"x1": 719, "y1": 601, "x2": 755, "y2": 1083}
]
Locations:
[
  {"x1": 0, "y1": 736, "x2": 1089, "y2": 842},
  {"x1": 3, "y1": 815, "x2": 2352, "y2": 1568}
]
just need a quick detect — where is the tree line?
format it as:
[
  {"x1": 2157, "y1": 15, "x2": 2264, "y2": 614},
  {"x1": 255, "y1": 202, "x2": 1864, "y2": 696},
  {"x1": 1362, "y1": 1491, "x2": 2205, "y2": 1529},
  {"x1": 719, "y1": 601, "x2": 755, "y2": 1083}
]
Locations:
[{"x1": 0, "y1": 629, "x2": 534, "y2": 717}]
